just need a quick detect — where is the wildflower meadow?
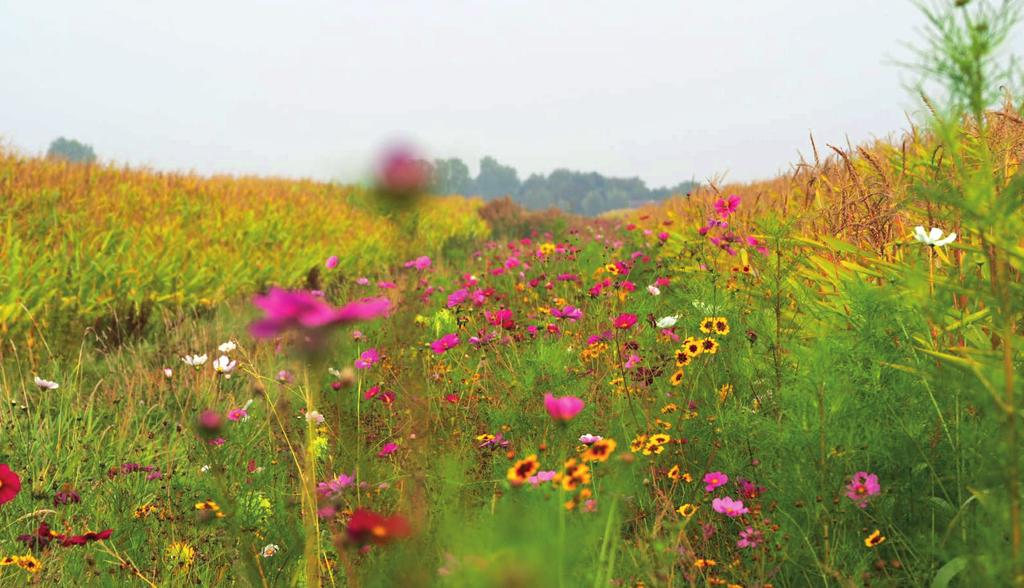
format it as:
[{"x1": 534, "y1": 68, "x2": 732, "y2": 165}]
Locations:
[{"x1": 2, "y1": 2, "x2": 1024, "y2": 587}]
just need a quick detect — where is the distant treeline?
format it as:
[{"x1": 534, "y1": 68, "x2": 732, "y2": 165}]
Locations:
[{"x1": 429, "y1": 156, "x2": 697, "y2": 216}]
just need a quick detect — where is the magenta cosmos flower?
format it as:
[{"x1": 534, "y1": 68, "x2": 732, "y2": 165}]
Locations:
[
  {"x1": 845, "y1": 471, "x2": 881, "y2": 508},
  {"x1": 714, "y1": 194, "x2": 741, "y2": 218},
  {"x1": 544, "y1": 393, "x2": 584, "y2": 422},
  {"x1": 354, "y1": 348, "x2": 380, "y2": 369},
  {"x1": 0, "y1": 464, "x2": 21, "y2": 506},
  {"x1": 550, "y1": 305, "x2": 583, "y2": 321},
  {"x1": 613, "y1": 313, "x2": 638, "y2": 329},
  {"x1": 712, "y1": 496, "x2": 749, "y2": 517},
  {"x1": 249, "y1": 288, "x2": 390, "y2": 339},
  {"x1": 430, "y1": 333, "x2": 460, "y2": 354},
  {"x1": 325, "y1": 255, "x2": 339, "y2": 269},
  {"x1": 703, "y1": 471, "x2": 729, "y2": 492},
  {"x1": 403, "y1": 255, "x2": 432, "y2": 270}
]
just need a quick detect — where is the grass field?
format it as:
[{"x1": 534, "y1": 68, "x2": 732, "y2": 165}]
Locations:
[{"x1": 1, "y1": 3, "x2": 1023, "y2": 587}]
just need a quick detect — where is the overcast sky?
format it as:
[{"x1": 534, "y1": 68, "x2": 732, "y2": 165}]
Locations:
[{"x1": 2, "y1": 1, "x2": 1019, "y2": 186}]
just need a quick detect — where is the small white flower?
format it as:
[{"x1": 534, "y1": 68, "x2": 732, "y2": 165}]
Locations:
[
  {"x1": 655, "y1": 315, "x2": 679, "y2": 329},
  {"x1": 200, "y1": 464, "x2": 211, "y2": 473},
  {"x1": 647, "y1": 285, "x2": 661, "y2": 296},
  {"x1": 579, "y1": 434, "x2": 603, "y2": 445},
  {"x1": 306, "y1": 411, "x2": 325, "y2": 425},
  {"x1": 212, "y1": 355, "x2": 238, "y2": 377},
  {"x1": 328, "y1": 367, "x2": 342, "y2": 378},
  {"x1": 162, "y1": 368, "x2": 173, "y2": 379},
  {"x1": 914, "y1": 226, "x2": 957, "y2": 247},
  {"x1": 218, "y1": 340, "x2": 237, "y2": 354},
  {"x1": 182, "y1": 354, "x2": 208, "y2": 368},
  {"x1": 261, "y1": 544, "x2": 280, "y2": 558},
  {"x1": 34, "y1": 376, "x2": 59, "y2": 391}
]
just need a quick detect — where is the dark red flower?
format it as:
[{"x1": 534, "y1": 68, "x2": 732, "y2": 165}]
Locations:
[{"x1": 345, "y1": 509, "x2": 410, "y2": 546}]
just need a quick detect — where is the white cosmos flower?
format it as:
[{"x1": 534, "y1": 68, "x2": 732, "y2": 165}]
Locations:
[
  {"x1": 306, "y1": 411, "x2": 325, "y2": 425},
  {"x1": 212, "y1": 355, "x2": 238, "y2": 376},
  {"x1": 182, "y1": 354, "x2": 208, "y2": 368},
  {"x1": 218, "y1": 340, "x2": 237, "y2": 354},
  {"x1": 200, "y1": 464, "x2": 211, "y2": 473},
  {"x1": 655, "y1": 315, "x2": 680, "y2": 329},
  {"x1": 647, "y1": 285, "x2": 661, "y2": 296},
  {"x1": 162, "y1": 368, "x2": 173, "y2": 379},
  {"x1": 261, "y1": 544, "x2": 280, "y2": 558},
  {"x1": 34, "y1": 376, "x2": 59, "y2": 391},
  {"x1": 692, "y1": 300, "x2": 723, "y2": 315},
  {"x1": 914, "y1": 226, "x2": 957, "y2": 247}
]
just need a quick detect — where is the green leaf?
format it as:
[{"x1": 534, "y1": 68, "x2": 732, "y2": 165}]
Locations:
[{"x1": 930, "y1": 556, "x2": 967, "y2": 588}]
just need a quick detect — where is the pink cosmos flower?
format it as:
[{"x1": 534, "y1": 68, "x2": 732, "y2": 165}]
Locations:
[
  {"x1": 325, "y1": 255, "x2": 339, "y2": 269},
  {"x1": 378, "y1": 443, "x2": 399, "y2": 457},
  {"x1": 624, "y1": 354, "x2": 641, "y2": 369},
  {"x1": 613, "y1": 313, "x2": 638, "y2": 329},
  {"x1": 703, "y1": 471, "x2": 729, "y2": 492},
  {"x1": 355, "y1": 348, "x2": 380, "y2": 369},
  {"x1": 712, "y1": 496, "x2": 748, "y2": 517},
  {"x1": 579, "y1": 434, "x2": 603, "y2": 445},
  {"x1": 318, "y1": 473, "x2": 355, "y2": 497},
  {"x1": 544, "y1": 393, "x2": 584, "y2": 422},
  {"x1": 447, "y1": 288, "x2": 469, "y2": 308},
  {"x1": 430, "y1": 333, "x2": 460, "y2": 354},
  {"x1": 485, "y1": 309, "x2": 515, "y2": 329},
  {"x1": 227, "y1": 408, "x2": 248, "y2": 421},
  {"x1": 550, "y1": 306, "x2": 583, "y2": 321},
  {"x1": 356, "y1": 277, "x2": 370, "y2": 286},
  {"x1": 404, "y1": 255, "x2": 432, "y2": 270},
  {"x1": 845, "y1": 471, "x2": 881, "y2": 508},
  {"x1": 249, "y1": 288, "x2": 391, "y2": 339},
  {"x1": 737, "y1": 526, "x2": 763, "y2": 549},
  {"x1": 714, "y1": 194, "x2": 741, "y2": 218},
  {"x1": 528, "y1": 470, "x2": 558, "y2": 486}
]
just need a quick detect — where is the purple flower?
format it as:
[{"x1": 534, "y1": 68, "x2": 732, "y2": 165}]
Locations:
[{"x1": 249, "y1": 288, "x2": 390, "y2": 339}]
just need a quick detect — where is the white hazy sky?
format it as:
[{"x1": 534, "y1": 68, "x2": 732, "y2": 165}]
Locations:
[{"x1": 1, "y1": 1, "x2": 1019, "y2": 186}]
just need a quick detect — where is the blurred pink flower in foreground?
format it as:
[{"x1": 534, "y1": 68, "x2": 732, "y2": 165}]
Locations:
[
  {"x1": 544, "y1": 393, "x2": 584, "y2": 422},
  {"x1": 249, "y1": 287, "x2": 390, "y2": 339},
  {"x1": 376, "y1": 146, "x2": 431, "y2": 196}
]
